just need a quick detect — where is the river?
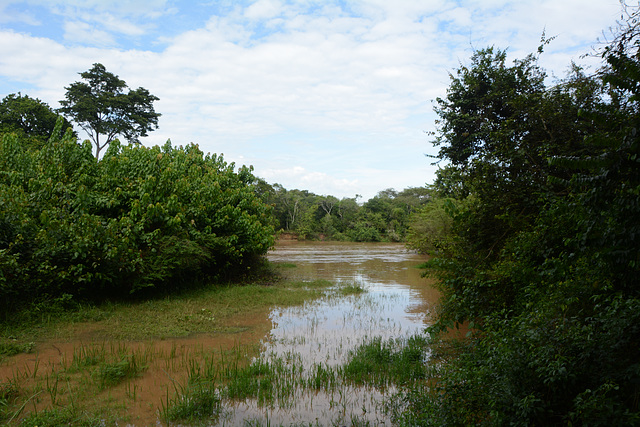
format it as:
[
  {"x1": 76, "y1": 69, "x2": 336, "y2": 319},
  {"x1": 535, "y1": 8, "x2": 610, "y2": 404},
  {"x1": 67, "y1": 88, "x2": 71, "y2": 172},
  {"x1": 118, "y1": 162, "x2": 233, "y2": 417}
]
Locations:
[{"x1": 217, "y1": 241, "x2": 438, "y2": 425}]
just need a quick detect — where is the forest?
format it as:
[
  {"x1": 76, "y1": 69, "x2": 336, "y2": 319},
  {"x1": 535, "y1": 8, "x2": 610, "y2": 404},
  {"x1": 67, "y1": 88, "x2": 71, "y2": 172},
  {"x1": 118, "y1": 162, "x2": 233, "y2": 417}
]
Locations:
[
  {"x1": 256, "y1": 182, "x2": 431, "y2": 242},
  {"x1": 0, "y1": 87, "x2": 430, "y2": 318}
]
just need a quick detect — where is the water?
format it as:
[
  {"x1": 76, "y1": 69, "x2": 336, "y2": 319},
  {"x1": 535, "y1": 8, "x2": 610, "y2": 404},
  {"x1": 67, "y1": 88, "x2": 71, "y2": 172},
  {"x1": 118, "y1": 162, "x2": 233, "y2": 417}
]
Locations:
[{"x1": 216, "y1": 241, "x2": 438, "y2": 425}]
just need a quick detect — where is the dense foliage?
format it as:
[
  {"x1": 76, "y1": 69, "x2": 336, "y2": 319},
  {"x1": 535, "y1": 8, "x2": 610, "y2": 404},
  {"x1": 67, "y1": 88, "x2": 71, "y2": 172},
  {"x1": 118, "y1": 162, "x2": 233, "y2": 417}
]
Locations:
[
  {"x1": 0, "y1": 123, "x2": 275, "y2": 317},
  {"x1": 259, "y1": 184, "x2": 431, "y2": 242},
  {"x1": 406, "y1": 12, "x2": 640, "y2": 426},
  {"x1": 0, "y1": 93, "x2": 74, "y2": 149}
]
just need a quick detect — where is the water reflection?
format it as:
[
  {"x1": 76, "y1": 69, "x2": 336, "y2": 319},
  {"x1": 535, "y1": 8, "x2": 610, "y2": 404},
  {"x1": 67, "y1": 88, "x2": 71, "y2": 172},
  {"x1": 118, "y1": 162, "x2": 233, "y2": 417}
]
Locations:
[{"x1": 217, "y1": 241, "x2": 437, "y2": 425}]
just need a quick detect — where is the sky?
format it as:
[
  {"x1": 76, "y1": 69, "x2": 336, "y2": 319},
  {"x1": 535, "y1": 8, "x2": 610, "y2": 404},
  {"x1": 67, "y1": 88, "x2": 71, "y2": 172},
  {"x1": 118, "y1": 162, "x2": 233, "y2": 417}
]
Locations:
[{"x1": 0, "y1": 0, "x2": 624, "y2": 201}]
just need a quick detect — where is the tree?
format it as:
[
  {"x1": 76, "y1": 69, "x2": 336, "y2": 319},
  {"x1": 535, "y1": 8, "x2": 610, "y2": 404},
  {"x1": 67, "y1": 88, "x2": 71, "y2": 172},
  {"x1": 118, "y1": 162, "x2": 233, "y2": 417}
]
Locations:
[
  {"x1": 59, "y1": 63, "x2": 160, "y2": 157},
  {"x1": 430, "y1": 46, "x2": 600, "y2": 261},
  {"x1": 0, "y1": 93, "x2": 73, "y2": 148},
  {"x1": 409, "y1": 11, "x2": 640, "y2": 424}
]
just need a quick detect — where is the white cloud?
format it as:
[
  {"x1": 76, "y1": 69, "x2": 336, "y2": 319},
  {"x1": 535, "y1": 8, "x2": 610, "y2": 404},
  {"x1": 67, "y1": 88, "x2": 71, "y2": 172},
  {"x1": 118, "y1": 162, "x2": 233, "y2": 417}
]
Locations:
[
  {"x1": 36, "y1": 0, "x2": 171, "y2": 17},
  {"x1": 63, "y1": 20, "x2": 117, "y2": 46},
  {"x1": 91, "y1": 13, "x2": 148, "y2": 37},
  {"x1": 0, "y1": 0, "x2": 626, "y2": 200},
  {"x1": 244, "y1": 0, "x2": 283, "y2": 20}
]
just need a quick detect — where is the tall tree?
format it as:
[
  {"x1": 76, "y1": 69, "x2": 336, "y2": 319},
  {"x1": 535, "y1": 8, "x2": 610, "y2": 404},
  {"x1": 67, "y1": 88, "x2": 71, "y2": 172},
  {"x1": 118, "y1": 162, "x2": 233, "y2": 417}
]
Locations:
[
  {"x1": 431, "y1": 47, "x2": 598, "y2": 261},
  {"x1": 59, "y1": 63, "x2": 160, "y2": 157}
]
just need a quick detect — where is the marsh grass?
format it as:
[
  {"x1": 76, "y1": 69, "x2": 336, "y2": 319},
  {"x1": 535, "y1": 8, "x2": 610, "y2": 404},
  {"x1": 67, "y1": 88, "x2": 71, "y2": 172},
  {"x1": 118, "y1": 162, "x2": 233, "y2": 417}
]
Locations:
[
  {"x1": 0, "y1": 380, "x2": 19, "y2": 422},
  {"x1": 71, "y1": 343, "x2": 106, "y2": 370},
  {"x1": 0, "y1": 341, "x2": 34, "y2": 359},
  {"x1": 1, "y1": 279, "x2": 333, "y2": 345},
  {"x1": 95, "y1": 353, "x2": 147, "y2": 389},
  {"x1": 343, "y1": 335, "x2": 430, "y2": 388},
  {"x1": 161, "y1": 379, "x2": 222, "y2": 423},
  {"x1": 161, "y1": 334, "x2": 431, "y2": 424},
  {"x1": 0, "y1": 266, "x2": 430, "y2": 426},
  {"x1": 12, "y1": 405, "x2": 103, "y2": 427},
  {"x1": 0, "y1": 276, "x2": 335, "y2": 425},
  {"x1": 336, "y1": 282, "x2": 367, "y2": 296}
]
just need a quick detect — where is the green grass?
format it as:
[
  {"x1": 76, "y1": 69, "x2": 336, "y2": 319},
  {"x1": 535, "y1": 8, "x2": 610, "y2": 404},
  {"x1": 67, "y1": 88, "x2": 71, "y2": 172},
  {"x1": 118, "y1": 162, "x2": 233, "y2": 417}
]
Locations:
[
  {"x1": 0, "y1": 273, "x2": 337, "y2": 426},
  {"x1": 13, "y1": 406, "x2": 103, "y2": 427},
  {"x1": 71, "y1": 343, "x2": 106, "y2": 370},
  {"x1": 159, "y1": 334, "x2": 432, "y2": 424},
  {"x1": 161, "y1": 380, "x2": 222, "y2": 424},
  {"x1": 0, "y1": 267, "x2": 433, "y2": 426},
  {"x1": 342, "y1": 335, "x2": 429, "y2": 387},
  {"x1": 0, "y1": 341, "x2": 34, "y2": 359},
  {"x1": 336, "y1": 282, "x2": 367, "y2": 296},
  {"x1": 95, "y1": 353, "x2": 148, "y2": 389},
  {"x1": 0, "y1": 279, "x2": 333, "y2": 344},
  {"x1": 276, "y1": 262, "x2": 297, "y2": 269},
  {"x1": 0, "y1": 380, "x2": 19, "y2": 423}
]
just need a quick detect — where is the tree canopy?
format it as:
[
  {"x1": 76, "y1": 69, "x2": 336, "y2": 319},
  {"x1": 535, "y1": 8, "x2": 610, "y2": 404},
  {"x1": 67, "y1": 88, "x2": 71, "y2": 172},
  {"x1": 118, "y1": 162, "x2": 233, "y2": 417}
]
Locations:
[
  {"x1": 404, "y1": 9, "x2": 640, "y2": 425},
  {"x1": 0, "y1": 122, "x2": 275, "y2": 316},
  {"x1": 0, "y1": 93, "x2": 73, "y2": 148},
  {"x1": 59, "y1": 63, "x2": 160, "y2": 157},
  {"x1": 259, "y1": 183, "x2": 430, "y2": 242}
]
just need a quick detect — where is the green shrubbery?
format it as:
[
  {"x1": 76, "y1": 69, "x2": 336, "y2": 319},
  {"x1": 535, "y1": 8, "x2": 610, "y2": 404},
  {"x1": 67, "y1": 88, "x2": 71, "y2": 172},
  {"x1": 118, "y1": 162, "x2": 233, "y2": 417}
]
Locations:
[
  {"x1": 406, "y1": 11, "x2": 640, "y2": 426},
  {"x1": 0, "y1": 122, "x2": 275, "y2": 316}
]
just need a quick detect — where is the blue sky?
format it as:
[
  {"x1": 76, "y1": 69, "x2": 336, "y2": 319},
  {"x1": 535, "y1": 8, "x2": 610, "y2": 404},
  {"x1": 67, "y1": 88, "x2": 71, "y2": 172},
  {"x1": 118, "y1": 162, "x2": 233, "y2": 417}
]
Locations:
[{"x1": 0, "y1": 0, "x2": 622, "y2": 200}]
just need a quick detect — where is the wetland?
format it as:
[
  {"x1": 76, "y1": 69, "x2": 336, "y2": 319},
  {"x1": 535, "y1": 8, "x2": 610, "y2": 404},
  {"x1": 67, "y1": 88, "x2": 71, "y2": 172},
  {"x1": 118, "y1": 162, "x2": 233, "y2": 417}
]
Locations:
[{"x1": 0, "y1": 241, "x2": 437, "y2": 426}]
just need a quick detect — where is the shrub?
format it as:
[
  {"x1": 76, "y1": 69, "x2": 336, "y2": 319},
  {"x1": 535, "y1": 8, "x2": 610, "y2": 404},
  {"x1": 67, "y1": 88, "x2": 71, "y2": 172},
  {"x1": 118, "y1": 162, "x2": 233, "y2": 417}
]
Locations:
[{"x1": 0, "y1": 122, "x2": 275, "y2": 314}]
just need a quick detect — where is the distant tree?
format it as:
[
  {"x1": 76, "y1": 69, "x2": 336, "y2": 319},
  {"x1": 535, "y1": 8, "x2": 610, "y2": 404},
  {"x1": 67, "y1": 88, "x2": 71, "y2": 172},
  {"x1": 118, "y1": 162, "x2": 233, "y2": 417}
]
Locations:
[
  {"x1": 59, "y1": 63, "x2": 160, "y2": 157},
  {"x1": 318, "y1": 195, "x2": 339, "y2": 216},
  {"x1": 0, "y1": 93, "x2": 73, "y2": 148},
  {"x1": 335, "y1": 196, "x2": 360, "y2": 232}
]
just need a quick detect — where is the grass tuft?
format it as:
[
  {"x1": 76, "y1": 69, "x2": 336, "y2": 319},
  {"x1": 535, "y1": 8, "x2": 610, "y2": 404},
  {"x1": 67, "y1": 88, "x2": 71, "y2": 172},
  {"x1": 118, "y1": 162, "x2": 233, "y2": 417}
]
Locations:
[
  {"x1": 342, "y1": 335, "x2": 429, "y2": 388},
  {"x1": 71, "y1": 344, "x2": 106, "y2": 370},
  {"x1": 14, "y1": 406, "x2": 103, "y2": 427},
  {"x1": 337, "y1": 282, "x2": 367, "y2": 296},
  {"x1": 0, "y1": 341, "x2": 34, "y2": 359},
  {"x1": 0, "y1": 380, "x2": 20, "y2": 423},
  {"x1": 161, "y1": 380, "x2": 221, "y2": 423},
  {"x1": 95, "y1": 354, "x2": 147, "y2": 389}
]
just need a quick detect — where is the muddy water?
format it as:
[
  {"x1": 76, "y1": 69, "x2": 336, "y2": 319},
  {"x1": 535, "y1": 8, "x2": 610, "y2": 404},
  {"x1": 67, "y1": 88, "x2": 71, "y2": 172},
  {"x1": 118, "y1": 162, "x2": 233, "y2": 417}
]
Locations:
[
  {"x1": 0, "y1": 242, "x2": 436, "y2": 426},
  {"x1": 266, "y1": 241, "x2": 437, "y2": 365},
  {"x1": 217, "y1": 241, "x2": 437, "y2": 425}
]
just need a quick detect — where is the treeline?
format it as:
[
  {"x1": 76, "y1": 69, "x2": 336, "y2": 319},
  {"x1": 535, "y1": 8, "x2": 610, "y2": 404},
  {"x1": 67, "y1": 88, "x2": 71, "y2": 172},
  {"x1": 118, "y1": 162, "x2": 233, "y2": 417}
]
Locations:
[
  {"x1": 255, "y1": 183, "x2": 431, "y2": 242},
  {"x1": 401, "y1": 12, "x2": 640, "y2": 427},
  {"x1": 0, "y1": 87, "x2": 432, "y2": 320},
  {"x1": 0, "y1": 122, "x2": 275, "y2": 316}
]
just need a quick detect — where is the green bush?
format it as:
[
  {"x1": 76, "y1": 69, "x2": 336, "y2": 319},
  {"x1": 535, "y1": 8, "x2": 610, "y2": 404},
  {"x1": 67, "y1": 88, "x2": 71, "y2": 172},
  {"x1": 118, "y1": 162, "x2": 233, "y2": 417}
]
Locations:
[
  {"x1": 0, "y1": 123, "x2": 275, "y2": 314},
  {"x1": 407, "y1": 14, "x2": 640, "y2": 425}
]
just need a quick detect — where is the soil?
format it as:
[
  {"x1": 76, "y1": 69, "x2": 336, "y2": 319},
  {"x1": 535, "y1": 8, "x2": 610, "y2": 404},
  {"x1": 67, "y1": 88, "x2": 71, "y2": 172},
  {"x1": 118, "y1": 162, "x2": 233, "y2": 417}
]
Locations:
[{"x1": 0, "y1": 310, "x2": 273, "y2": 426}]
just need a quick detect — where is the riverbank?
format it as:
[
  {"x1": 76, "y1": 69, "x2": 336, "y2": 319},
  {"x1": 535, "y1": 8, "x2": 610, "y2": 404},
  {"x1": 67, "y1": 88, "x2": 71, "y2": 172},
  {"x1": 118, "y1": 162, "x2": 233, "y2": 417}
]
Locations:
[
  {"x1": 1, "y1": 242, "x2": 437, "y2": 425},
  {"x1": 0, "y1": 275, "x2": 333, "y2": 425}
]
